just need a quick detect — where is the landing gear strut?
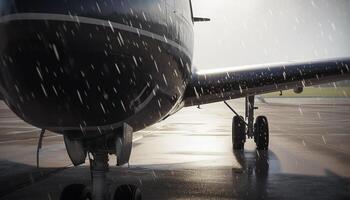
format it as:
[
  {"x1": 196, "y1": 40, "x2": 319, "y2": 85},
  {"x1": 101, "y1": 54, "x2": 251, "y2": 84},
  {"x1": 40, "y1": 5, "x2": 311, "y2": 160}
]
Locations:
[
  {"x1": 225, "y1": 95, "x2": 269, "y2": 150},
  {"x1": 60, "y1": 123, "x2": 141, "y2": 200},
  {"x1": 91, "y1": 152, "x2": 109, "y2": 200},
  {"x1": 60, "y1": 152, "x2": 109, "y2": 200}
]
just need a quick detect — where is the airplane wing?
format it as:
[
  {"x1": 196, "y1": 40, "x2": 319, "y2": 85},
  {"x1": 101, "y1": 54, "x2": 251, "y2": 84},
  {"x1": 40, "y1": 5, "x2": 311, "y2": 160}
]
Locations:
[{"x1": 184, "y1": 57, "x2": 350, "y2": 106}]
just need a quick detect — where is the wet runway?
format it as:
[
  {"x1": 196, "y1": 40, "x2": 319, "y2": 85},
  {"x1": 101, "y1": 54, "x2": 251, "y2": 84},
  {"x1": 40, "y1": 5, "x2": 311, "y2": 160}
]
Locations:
[{"x1": 0, "y1": 98, "x2": 350, "y2": 199}]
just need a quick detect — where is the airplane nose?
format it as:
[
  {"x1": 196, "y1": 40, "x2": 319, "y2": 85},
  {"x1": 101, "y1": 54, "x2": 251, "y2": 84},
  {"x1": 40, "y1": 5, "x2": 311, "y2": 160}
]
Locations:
[
  {"x1": 0, "y1": 1, "x2": 189, "y2": 132},
  {"x1": 0, "y1": 14, "x2": 153, "y2": 130}
]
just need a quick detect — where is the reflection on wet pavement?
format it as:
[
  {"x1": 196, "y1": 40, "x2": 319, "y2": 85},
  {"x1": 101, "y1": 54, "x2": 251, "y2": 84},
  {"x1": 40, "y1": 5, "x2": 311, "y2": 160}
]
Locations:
[{"x1": 1, "y1": 98, "x2": 350, "y2": 199}]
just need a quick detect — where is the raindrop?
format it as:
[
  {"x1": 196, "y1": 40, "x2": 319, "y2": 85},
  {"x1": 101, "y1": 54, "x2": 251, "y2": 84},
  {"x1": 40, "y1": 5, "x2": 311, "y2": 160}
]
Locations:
[
  {"x1": 115, "y1": 64, "x2": 121, "y2": 74},
  {"x1": 298, "y1": 107, "x2": 303, "y2": 115},
  {"x1": 153, "y1": 60, "x2": 159, "y2": 72},
  {"x1": 77, "y1": 90, "x2": 83, "y2": 104},
  {"x1": 322, "y1": 136, "x2": 327, "y2": 144},
  {"x1": 14, "y1": 84, "x2": 20, "y2": 93},
  {"x1": 194, "y1": 87, "x2": 199, "y2": 99},
  {"x1": 162, "y1": 74, "x2": 168, "y2": 86},
  {"x1": 142, "y1": 12, "x2": 147, "y2": 21},
  {"x1": 311, "y1": 0, "x2": 316, "y2": 7},
  {"x1": 132, "y1": 56, "x2": 138, "y2": 67},
  {"x1": 96, "y1": 2, "x2": 102, "y2": 13},
  {"x1": 36, "y1": 67, "x2": 43, "y2": 80},
  {"x1": 41, "y1": 84, "x2": 48, "y2": 97},
  {"x1": 343, "y1": 90, "x2": 348, "y2": 97},
  {"x1": 120, "y1": 100, "x2": 126, "y2": 112},
  {"x1": 333, "y1": 82, "x2": 337, "y2": 89},
  {"x1": 283, "y1": 71, "x2": 287, "y2": 80},
  {"x1": 100, "y1": 102, "x2": 106, "y2": 114},
  {"x1": 52, "y1": 86, "x2": 58, "y2": 96},
  {"x1": 108, "y1": 20, "x2": 115, "y2": 33},
  {"x1": 118, "y1": 32, "x2": 125, "y2": 45},
  {"x1": 317, "y1": 112, "x2": 321, "y2": 119},
  {"x1": 331, "y1": 22, "x2": 336, "y2": 31},
  {"x1": 52, "y1": 44, "x2": 60, "y2": 61}
]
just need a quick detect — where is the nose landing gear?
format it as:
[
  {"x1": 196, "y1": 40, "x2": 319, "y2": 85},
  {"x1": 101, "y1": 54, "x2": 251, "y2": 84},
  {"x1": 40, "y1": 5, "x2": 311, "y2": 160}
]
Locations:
[
  {"x1": 60, "y1": 184, "x2": 92, "y2": 200},
  {"x1": 60, "y1": 123, "x2": 141, "y2": 200},
  {"x1": 225, "y1": 95, "x2": 269, "y2": 150}
]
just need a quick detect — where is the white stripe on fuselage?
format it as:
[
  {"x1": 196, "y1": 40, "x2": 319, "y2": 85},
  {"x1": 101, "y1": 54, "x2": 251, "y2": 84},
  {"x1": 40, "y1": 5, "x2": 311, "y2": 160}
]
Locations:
[{"x1": 0, "y1": 13, "x2": 192, "y2": 58}]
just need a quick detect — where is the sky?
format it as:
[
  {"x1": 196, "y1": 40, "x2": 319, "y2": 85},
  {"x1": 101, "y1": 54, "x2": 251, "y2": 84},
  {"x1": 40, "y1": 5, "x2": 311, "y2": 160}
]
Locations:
[{"x1": 191, "y1": 0, "x2": 350, "y2": 69}]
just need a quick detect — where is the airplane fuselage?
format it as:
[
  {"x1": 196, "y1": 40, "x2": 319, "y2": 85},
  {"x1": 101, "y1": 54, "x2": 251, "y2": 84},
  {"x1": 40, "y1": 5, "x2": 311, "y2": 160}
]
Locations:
[{"x1": 0, "y1": 0, "x2": 195, "y2": 136}]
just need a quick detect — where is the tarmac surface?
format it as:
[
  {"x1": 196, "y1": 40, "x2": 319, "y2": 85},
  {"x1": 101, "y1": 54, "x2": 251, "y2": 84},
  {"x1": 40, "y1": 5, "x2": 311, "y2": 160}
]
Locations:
[{"x1": 0, "y1": 98, "x2": 350, "y2": 200}]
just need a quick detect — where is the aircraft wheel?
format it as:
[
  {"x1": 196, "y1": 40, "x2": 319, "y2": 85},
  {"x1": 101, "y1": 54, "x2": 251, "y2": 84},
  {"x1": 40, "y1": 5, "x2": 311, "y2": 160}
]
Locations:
[
  {"x1": 232, "y1": 116, "x2": 246, "y2": 150},
  {"x1": 114, "y1": 184, "x2": 142, "y2": 200},
  {"x1": 60, "y1": 184, "x2": 92, "y2": 200},
  {"x1": 255, "y1": 116, "x2": 269, "y2": 150}
]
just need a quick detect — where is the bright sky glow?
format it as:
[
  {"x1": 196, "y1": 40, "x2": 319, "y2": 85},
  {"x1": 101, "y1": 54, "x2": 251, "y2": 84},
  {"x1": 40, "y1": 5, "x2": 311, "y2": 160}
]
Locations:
[{"x1": 192, "y1": 0, "x2": 350, "y2": 69}]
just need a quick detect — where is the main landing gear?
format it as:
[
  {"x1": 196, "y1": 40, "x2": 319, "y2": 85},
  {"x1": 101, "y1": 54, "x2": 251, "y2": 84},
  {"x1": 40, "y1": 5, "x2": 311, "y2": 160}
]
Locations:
[
  {"x1": 60, "y1": 123, "x2": 141, "y2": 200},
  {"x1": 225, "y1": 95, "x2": 269, "y2": 150}
]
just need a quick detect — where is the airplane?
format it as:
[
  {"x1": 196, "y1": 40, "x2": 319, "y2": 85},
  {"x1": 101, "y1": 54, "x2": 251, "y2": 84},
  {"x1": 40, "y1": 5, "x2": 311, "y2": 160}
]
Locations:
[{"x1": 0, "y1": 0, "x2": 349, "y2": 199}]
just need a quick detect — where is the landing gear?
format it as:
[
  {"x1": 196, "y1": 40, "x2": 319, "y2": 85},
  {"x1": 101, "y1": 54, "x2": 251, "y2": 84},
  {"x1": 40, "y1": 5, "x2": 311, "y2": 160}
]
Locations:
[
  {"x1": 232, "y1": 116, "x2": 246, "y2": 150},
  {"x1": 225, "y1": 95, "x2": 270, "y2": 150},
  {"x1": 114, "y1": 185, "x2": 142, "y2": 200},
  {"x1": 255, "y1": 116, "x2": 269, "y2": 150},
  {"x1": 60, "y1": 123, "x2": 141, "y2": 200},
  {"x1": 60, "y1": 151, "x2": 110, "y2": 200},
  {"x1": 90, "y1": 152, "x2": 109, "y2": 200},
  {"x1": 60, "y1": 184, "x2": 92, "y2": 200}
]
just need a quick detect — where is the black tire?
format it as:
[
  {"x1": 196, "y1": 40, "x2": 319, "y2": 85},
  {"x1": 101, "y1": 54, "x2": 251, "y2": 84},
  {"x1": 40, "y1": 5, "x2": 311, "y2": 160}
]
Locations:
[
  {"x1": 255, "y1": 116, "x2": 269, "y2": 150},
  {"x1": 232, "y1": 116, "x2": 246, "y2": 150},
  {"x1": 114, "y1": 184, "x2": 142, "y2": 200},
  {"x1": 60, "y1": 184, "x2": 92, "y2": 200}
]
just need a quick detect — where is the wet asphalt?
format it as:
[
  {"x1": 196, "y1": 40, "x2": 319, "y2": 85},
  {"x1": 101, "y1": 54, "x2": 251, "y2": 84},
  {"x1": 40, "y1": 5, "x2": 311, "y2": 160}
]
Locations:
[{"x1": 0, "y1": 98, "x2": 350, "y2": 200}]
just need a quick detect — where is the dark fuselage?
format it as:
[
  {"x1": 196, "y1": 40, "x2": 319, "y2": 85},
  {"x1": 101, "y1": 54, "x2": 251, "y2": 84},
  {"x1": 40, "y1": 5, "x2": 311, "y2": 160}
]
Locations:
[{"x1": 0, "y1": 0, "x2": 194, "y2": 135}]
